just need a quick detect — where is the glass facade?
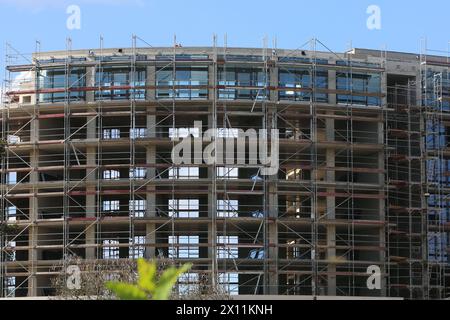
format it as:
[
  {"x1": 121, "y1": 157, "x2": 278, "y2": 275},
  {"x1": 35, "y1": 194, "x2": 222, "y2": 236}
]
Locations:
[
  {"x1": 218, "y1": 67, "x2": 268, "y2": 100},
  {"x1": 424, "y1": 67, "x2": 450, "y2": 269},
  {"x1": 426, "y1": 121, "x2": 447, "y2": 150},
  {"x1": 337, "y1": 72, "x2": 381, "y2": 106},
  {"x1": 38, "y1": 68, "x2": 86, "y2": 103},
  {"x1": 279, "y1": 68, "x2": 328, "y2": 102},
  {"x1": 429, "y1": 232, "x2": 449, "y2": 263},
  {"x1": 95, "y1": 67, "x2": 146, "y2": 100},
  {"x1": 33, "y1": 58, "x2": 388, "y2": 107},
  {"x1": 156, "y1": 66, "x2": 208, "y2": 100},
  {"x1": 422, "y1": 70, "x2": 450, "y2": 111}
]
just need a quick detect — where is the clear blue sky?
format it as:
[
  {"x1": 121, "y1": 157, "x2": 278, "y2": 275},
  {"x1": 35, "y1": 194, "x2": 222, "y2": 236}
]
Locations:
[{"x1": 0, "y1": 0, "x2": 448, "y2": 76}]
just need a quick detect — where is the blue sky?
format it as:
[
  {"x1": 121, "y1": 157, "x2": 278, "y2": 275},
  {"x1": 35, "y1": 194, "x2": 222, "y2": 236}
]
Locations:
[{"x1": 0, "y1": 0, "x2": 448, "y2": 77}]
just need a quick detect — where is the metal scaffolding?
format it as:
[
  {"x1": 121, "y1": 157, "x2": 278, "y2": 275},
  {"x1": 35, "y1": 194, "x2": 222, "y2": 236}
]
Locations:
[{"x1": 0, "y1": 37, "x2": 448, "y2": 299}]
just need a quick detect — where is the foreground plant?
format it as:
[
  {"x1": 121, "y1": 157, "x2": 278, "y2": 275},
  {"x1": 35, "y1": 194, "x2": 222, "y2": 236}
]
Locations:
[
  {"x1": 51, "y1": 257, "x2": 138, "y2": 300},
  {"x1": 106, "y1": 258, "x2": 192, "y2": 300}
]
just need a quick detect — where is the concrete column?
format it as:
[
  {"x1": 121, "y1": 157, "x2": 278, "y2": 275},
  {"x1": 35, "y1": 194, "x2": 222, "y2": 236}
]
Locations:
[
  {"x1": 85, "y1": 65, "x2": 96, "y2": 102},
  {"x1": 328, "y1": 63, "x2": 337, "y2": 105},
  {"x1": 85, "y1": 146, "x2": 96, "y2": 259},
  {"x1": 266, "y1": 100, "x2": 279, "y2": 294},
  {"x1": 28, "y1": 121, "x2": 39, "y2": 295},
  {"x1": 269, "y1": 64, "x2": 278, "y2": 102},
  {"x1": 30, "y1": 118, "x2": 39, "y2": 208},
  {"x1": 207, "y1": 183, "x2": 216, "y2": 274},
  {"x1": 267, "y1": 182, "x2": 279, "y2": 294},
  {"x1": 146, "y1": 65, "x2": 156, "y2": 101},
  {"x1": 85, "y1": 63, "x2": 97, "y2": 259},
  {"x1": 325, "y1": 60, "x2": 337, "y2": 296},
  {"x1": 145, "y1": 114, "x2": 157, "y2": 259},
  {"x1": 208, "y1": 63, "x2": 215, "y2": 101},
  {"x1": 27, "y1": 223, "x2": 38, "y2": 296},
  {"x1": 145, "y1": 147, "x2": 156, "y2": 219}
]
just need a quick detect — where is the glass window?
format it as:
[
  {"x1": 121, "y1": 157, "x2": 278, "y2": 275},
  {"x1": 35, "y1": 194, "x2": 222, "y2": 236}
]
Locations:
[
  {"x1": 130, "y1": 167, "x2": 147, "y2": 180},
  {"x1": 103, "y1": 129, "x2": 120, "y2": 140},
  {"x1": 130, "y1": 128, "x2": 147, "y2": 139},
  {"x1": 168, "y1": 235, "x2": 199, "y2": 259},
  {"x1": 6, "y1": 206, "x2": 16, "y2": 221},
  {"x1": 6, "y1": 172, "x2": 17, "y2": 185},
  {"x1": 169, "y1": 167, "x2": 199, "y2": 180},
  {"x1": 129, "y1": 235, "x2": 145, "y2": 259},
  {"x1": 217, "y1": 236, "x2": 238, "y2": 259},
  {"x1": 156, "y1": 67, "x2": 208, "y2": 100},
  {"x1": 7, "y1": 135, "x2": 21, "y2": 144},
  {"x1": 216, "y1": 128, "x2": 239, "y2": 138},
  {"x1": 218, "y1": 67, "x2": 268, "y2": 100},
  {"x1": 426, "y1": 121, "x2": 446, "y2": 150},
  {"x1": 169, "y1": 127, "x2": 200, "y2": 139},
  {"x1": 217, "y1": 167, "x2": 238, "y2": 179},
  {"x1": 103, "y1": 239, "x2": 120, "y2": 259},
  {"x1": 217, "y1": 200, "x2": 239, "y2": 218},
  {"x1": 102, "y1": 200, "x2": 120, "y2": 212},
  {"x1": 38, "y1": 67, "x2": 86, "y2": 103},
  {"x1": 219, "y1": 273, "x2": 239, "y2": 295},
  {"x1": 177, "y1": 273, "x2": 199, "y2": 295},
  {"x1": 129, "y1": 199, "x2": 146, "y2": 218},
  {"x1": 336, "y1": 73, "x2": 381, "y2": 106},
  {"x1": 279, "y1": 68, "x2": 328, "y2": 102},
  {"x1": 422, "y1": 70, "x2": 450, "y2": 111},
  {"x1": 5, "y1": 277, "x2": 16, "y2": 297},
  {"x1": 6, "y1": 241, "x2": 16, "y2": 262},
  {"x1": 168, "y1": 199, "x2": 199, "y2": 218},
  {"x1": 429, "y1": 232, "x2": 448, "y2": 262},
  {"x1": 95, "y1": 67, "x2": 146, "y2": 101},
  {"x1": 103, "y1": 170, "x2": 120, "y2": 180}
]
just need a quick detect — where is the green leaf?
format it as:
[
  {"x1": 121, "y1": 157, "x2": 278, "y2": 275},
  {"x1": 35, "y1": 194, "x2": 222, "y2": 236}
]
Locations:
[
  {"x1": 105, "y1": 261, "x2": 191, "y2": 301},
  {"x1": 136, "y1": 258, "x2": 157, "y2": 292},
  {"x1": 153, "y1": 263, "x2": 192, "y2": 301},
  {"x1": 106, "y1": 282, "x2": 148, "y2": 300}
]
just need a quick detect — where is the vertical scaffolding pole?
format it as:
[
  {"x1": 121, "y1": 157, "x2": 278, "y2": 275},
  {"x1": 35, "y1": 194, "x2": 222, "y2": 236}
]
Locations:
[
  {"x1": 419, "y1": 37, "x2": 430, "y2": 300},
  {"x1": 63, "y1": 38, "x2": 72, "y2": 277},
  {"x1": 129, "y1": 35, "x2": 137, "y2": 259},
  {"x1": 310, "y1": 38, "x2": 319, "y2": 297},
  {"x1": 96, "y1": 35, "x2": 104, "y2": 260},
  {"x1": 210, "y1": 33, "x2": 219, "y2": 288},
  {"x1": 213, "y1": 33, "x2": 220, "y2": 289},
  {"x1": 262, "y1": 35, "x2": 269, "y2": 294},
  {"x1": 0, "y1": 42, "x2": 7, "y2": 298},
  {"x1": 170, "y1": 34, "x2": 177, "y2": 265},
  {"x1": 433, "y1": 71, "x2": 445, "y2": 299}
]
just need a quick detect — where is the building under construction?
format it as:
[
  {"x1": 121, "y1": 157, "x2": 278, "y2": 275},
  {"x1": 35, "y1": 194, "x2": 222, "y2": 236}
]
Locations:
[{"x1": 0, "y1": 37, "x2": 449, "y2": 299}]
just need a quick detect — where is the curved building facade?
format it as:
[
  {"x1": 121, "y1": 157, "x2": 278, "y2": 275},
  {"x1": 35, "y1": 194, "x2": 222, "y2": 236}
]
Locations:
[{"x1": 0, "y1": 43, "x2": 449, "y2": 299}]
